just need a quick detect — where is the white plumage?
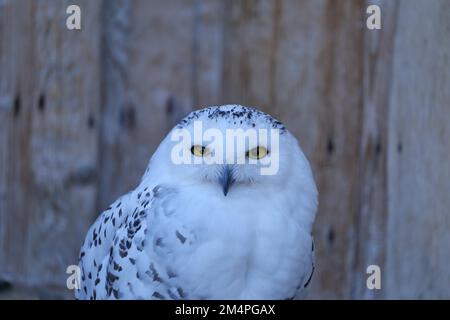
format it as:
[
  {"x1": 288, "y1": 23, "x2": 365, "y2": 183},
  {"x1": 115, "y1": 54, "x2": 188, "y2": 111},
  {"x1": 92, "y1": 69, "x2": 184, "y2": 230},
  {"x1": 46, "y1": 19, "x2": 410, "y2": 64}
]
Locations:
[{"x1": 76, "y1": 105, "x2": 318, "y2": 300}]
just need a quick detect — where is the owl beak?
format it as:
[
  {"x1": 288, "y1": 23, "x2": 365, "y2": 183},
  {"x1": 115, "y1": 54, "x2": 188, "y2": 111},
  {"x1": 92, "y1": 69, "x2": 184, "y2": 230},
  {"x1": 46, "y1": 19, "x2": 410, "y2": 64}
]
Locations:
[{"x1": 219, "y1": 165, "x2": 235, "y2": 196}]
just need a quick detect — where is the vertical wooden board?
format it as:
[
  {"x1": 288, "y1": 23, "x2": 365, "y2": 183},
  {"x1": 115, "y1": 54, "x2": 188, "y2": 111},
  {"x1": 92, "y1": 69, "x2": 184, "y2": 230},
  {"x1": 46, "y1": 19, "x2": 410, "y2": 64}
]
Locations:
[
  {"x1": 192, "y1": 0, "x2": 225, "y2": 108},
  {"x1": 276, "y1": 0, "x2": 365, "y2": 299},
  {"x1": 221, "y1": 0, "x2": 279, "y2": 109},
  {"x1": 0, "y1": 0, "x2": 30, "y2": 281},
  {"x1": 98, "y1": 0, "x2": 195, "y2": 210},
  {"x1": 351, "y1": 0, "x2": 398, "y2": 299},
  {"x1": 386, "y1": 0, "x2": 450, "y2": 299},
  {"x1": 0, "y1": 0, "x2": 101, "y2": 287}
]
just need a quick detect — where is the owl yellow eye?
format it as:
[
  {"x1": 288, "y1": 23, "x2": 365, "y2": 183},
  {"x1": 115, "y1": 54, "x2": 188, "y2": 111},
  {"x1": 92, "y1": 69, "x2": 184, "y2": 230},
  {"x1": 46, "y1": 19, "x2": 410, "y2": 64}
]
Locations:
[
  {"x1": 191, "y1": 145, "x2": 210, "y2": 157},
  {"x1": 246, "y1": 146, "x2": 268, "y2": 160}
]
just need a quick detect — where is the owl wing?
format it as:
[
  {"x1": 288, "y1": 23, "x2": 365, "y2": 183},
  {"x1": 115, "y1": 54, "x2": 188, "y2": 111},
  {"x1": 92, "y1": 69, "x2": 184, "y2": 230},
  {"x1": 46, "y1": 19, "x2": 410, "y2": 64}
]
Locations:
[
  {"x1": 302, "y1": 238, "x2": 315, "y2": 289},
  {"x1": 289, "y1": 237, "x2": 315, "y2": 299},
  {"x1": 76, "y1": 183, "x2": 180, "y2": 300}
]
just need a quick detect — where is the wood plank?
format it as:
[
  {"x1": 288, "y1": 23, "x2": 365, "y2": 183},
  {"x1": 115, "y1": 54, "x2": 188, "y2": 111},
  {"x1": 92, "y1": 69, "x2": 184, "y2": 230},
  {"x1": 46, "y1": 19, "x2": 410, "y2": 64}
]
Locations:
[
  {"x1": 221, "y1": 0, "x2": 279, "y2": 109},
  {"x1": 351, "y1": 0, "x2": 398, "y2": 299},
  {"x1": 0, "y1": 0, "x2": 101, "y2": 286},
  {"x1": 385, "y1": 0, "x2": 450, "y2": 298},
  {"x1": 192, "y1": 0, "x2": 225, "y2": 108}
]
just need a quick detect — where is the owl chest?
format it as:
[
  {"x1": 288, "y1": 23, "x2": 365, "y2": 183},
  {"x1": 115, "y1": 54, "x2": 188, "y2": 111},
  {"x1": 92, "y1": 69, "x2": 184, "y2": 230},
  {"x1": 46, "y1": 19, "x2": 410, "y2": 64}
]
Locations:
[{"x1": 154, "y1": 193, "x2": 305, "y2": 299}]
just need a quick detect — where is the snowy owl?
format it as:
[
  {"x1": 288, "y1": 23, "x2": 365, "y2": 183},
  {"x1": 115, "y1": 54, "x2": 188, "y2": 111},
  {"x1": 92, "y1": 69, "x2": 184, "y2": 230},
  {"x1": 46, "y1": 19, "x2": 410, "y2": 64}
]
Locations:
[{"x1": 76, "y1": 105, "x2": 318, "y2": 300}]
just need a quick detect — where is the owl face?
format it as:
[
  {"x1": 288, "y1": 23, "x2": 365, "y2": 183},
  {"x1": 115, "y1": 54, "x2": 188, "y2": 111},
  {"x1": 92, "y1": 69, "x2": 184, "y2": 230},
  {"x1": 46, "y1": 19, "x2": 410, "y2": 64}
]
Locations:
[
  {"x1": 160, "y1": 106, "x2": 295, "y2": 196},
  {"x1": 171, "y1": 120, "x2": 280, "y2": 196},
  {"x1": 150, "y1": 105, "x2": 310, "y2": 197}
]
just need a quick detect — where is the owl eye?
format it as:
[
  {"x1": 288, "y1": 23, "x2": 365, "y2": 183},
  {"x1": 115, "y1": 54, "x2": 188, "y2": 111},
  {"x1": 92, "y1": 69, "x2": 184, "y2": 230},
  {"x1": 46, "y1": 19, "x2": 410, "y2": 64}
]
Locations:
[
  {"x1": 246, "y1": 146, "x2": 268, "y2": 160},
  {"x1": 191, "y1": 145, "x2": 210, "y2": 157}
]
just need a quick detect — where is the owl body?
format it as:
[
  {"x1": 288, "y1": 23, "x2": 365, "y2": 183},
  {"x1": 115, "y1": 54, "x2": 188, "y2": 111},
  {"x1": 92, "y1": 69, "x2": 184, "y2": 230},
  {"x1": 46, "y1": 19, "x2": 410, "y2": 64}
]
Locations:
[{"x1": 76, "y1": 105, "x2": 317, "y2": 300}]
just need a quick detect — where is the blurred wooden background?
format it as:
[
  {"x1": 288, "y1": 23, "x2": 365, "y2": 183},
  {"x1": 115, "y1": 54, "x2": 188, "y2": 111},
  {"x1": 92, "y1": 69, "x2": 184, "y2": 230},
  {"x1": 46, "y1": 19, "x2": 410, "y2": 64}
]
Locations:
[{"x1": 0, "y1": 0, "x2": 449, "y2": 299}]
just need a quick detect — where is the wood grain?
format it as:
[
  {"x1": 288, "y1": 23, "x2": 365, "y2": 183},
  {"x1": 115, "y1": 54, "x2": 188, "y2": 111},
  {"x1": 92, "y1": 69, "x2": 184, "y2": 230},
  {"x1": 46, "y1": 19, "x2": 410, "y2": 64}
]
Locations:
[
  {"x1": 385, "y1": 0, "x2": 450, "y2": 298},
  {"x1": 351, "y1": 0, "x2": 398, "y2": 299},
  {"x1": 0, "y1": 0, "x2": 101, "y2": 286}
]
